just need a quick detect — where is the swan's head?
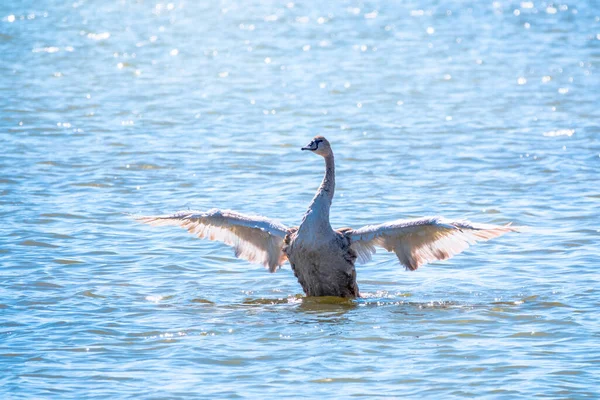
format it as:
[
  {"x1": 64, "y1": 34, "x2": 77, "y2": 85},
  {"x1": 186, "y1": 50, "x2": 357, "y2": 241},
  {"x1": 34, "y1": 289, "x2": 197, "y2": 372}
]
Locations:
[{"x1": 301, "y1": 136, "x2": 332, "y2": 157}]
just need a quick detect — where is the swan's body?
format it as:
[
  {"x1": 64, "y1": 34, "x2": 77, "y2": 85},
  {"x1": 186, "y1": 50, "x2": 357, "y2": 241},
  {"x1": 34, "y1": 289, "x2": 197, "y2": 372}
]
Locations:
[{"x1": 137, "y1": 136, "x2": 516, "y2": 298}]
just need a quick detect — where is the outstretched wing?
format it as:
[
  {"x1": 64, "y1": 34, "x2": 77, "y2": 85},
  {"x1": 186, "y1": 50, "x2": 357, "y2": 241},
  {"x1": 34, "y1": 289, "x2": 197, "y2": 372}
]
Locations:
[
  {"x1": 136, "y1": 209, "x2": 290, "y2": 272},
  {"x1": 349, "y1": 217, "x2": 516, "y2": 270}
]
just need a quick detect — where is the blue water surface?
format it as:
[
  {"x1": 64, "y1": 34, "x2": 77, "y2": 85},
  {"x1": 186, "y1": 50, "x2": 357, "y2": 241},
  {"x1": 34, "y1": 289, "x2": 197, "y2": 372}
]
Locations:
[{"x1": 1, "y1": 1, "x2": 599, "y2": 398}]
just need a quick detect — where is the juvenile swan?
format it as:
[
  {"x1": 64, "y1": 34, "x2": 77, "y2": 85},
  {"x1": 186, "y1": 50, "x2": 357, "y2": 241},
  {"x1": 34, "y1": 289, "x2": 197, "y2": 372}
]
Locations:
[{"x1": 137, "y1": 136, "x2": 516, "y2": 298}]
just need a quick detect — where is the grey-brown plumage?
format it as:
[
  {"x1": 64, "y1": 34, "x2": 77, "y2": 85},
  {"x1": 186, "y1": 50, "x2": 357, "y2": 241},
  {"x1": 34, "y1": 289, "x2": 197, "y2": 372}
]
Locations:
[
  {"x1": 284, "y1": 227, "x2": 359, "y2": 298},
  {"x1": 136, "y1": 136, "x2": 517, "y2": 299}
]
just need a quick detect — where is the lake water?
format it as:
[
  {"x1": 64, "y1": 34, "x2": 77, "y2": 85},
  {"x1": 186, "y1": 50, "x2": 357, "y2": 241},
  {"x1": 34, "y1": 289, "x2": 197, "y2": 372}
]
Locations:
[{"x1": 1, "y1": 0, "x2": 599, "y2": 398}]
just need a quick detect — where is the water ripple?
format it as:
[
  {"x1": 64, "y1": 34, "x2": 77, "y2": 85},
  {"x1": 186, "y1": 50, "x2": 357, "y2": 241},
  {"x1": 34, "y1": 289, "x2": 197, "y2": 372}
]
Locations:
[{"x1": 0, "y1": 0, "x2": 599, "y2": 398}]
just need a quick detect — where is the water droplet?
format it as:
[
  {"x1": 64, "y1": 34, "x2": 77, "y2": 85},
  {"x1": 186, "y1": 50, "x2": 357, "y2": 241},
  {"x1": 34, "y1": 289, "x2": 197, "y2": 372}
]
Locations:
[
  {"x1": 426, "y1": 26, "x2": 435, "y2": 34},
  {"x1": 264, "y1": 57, "x2": 271, "y2": 64},
  {"x1": 517, "y1": 77, "x2": 527, "y2": 85},
  {"x1": 170, "y1": 48, "x2": 179, "y2": 56},
  {"x1": 7, "y1": 15, "x2": 15, "y2": 23},
  {"x1": 558, "y1": 88, "x2": 569, "y2": 94}
]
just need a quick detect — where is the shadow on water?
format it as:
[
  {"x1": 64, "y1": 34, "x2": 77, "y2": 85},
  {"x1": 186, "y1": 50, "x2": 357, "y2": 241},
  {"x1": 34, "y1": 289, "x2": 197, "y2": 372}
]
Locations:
[
  {"x1": 243, "y1": 295, "x2": 357, "y2": 314},
  {"x1": 239, "y1": 292, "x2": 533, "y2": 316},
  {"x1": 241, "y1": 293, "x2": 465, "y2": 315}
]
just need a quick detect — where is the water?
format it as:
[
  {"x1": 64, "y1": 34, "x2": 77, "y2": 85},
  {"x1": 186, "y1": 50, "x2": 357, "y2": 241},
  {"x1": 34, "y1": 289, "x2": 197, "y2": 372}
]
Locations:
[{"x1": 1, "y1": 0, "x2": 599, "y2": 398}]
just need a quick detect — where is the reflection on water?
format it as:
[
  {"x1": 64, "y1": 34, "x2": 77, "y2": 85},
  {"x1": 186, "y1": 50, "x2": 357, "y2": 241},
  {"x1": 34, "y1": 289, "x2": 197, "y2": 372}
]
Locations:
[{"x1": 1, "y1": 0, "x2": 600, "y2": 398}]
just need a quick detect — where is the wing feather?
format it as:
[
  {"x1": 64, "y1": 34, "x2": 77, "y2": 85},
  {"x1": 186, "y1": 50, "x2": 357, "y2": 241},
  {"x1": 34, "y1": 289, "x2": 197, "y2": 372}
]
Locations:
[
  {"x1": 349, "y1": 216, "x2": 517, "y2": 270},
  {"x1": 136, "y1": 209, "x2": 290, "y2": 272}
]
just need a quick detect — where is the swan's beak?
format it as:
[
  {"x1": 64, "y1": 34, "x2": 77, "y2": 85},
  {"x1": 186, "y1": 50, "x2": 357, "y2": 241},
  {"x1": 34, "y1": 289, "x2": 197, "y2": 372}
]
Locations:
[{"x1": 301, "y1": 141, "x2": 315, "y2": 151}]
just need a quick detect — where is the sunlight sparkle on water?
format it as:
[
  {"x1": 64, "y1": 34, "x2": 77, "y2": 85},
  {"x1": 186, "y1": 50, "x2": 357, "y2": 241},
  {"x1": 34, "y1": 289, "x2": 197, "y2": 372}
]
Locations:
[
  {"x1": 543, "y1": 129, "x2": 575, "y2": 137},
  {"x1": 146, "y1": 295, "x2": 163, "y2": 303},
  {"x1": 87, "y1": 32, "x2": 110, "y2": 40}
]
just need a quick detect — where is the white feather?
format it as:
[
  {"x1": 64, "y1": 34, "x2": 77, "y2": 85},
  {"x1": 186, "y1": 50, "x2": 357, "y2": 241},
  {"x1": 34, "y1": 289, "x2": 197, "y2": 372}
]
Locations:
[
  {"x1": 349, "y1": 216, "x2": 517, "y2": 270},
  {"x1": 136, "y1": 209, "x2": 290, "y2": 272}
]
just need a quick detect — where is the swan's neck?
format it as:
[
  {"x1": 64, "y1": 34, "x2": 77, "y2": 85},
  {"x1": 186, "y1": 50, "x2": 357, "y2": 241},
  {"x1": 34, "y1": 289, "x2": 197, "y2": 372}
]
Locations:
[
  {"x1": 321, "y1": 154, "x2": 335, "y2": 201},
  {"x1": 299, "y1": 153, "x2": 335, "y2": 238}
]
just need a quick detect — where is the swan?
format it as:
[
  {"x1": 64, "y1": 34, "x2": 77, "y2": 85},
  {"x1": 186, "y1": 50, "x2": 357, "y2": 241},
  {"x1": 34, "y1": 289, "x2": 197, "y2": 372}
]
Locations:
[{"x1": 136, "y1": 136, "x2": 516, "y2": 298}]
